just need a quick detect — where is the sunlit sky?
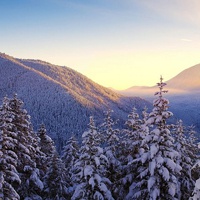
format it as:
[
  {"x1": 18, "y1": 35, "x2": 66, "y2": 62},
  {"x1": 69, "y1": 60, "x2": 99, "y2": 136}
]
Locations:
[{"x1": 1, "y1": 0, "x2": 200, "y2": 90}]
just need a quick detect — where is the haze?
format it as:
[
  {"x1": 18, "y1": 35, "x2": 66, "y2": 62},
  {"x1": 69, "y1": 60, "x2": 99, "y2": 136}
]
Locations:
[{"x1": 1, "y1": 0, "x2": 200, "y2": 90}]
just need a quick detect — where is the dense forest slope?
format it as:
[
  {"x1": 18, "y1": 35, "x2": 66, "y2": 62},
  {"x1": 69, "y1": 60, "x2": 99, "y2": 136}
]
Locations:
[{"x1": 0, "y1": 53, "x2": 150, "y2": 149}]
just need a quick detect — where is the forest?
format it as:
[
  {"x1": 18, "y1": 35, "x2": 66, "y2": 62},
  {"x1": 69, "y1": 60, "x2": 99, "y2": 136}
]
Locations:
[{"x1": 1, "y1": 77, "x2": 200, "y2": 200}]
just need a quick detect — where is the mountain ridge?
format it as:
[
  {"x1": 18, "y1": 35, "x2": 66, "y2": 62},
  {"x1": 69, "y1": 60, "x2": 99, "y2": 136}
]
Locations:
[
  {"x1": 1, "y1": 53, "x2": 121, "y2": 106},
  {"x1": 0, "y1": 52, "x2": 150, "y2": 150},
  {"x1": 118, "y1": 63, "x2": 200, "y2": 97},
  {"x1": 167, "y1": 64, "x2": 200, "y2": 91}
]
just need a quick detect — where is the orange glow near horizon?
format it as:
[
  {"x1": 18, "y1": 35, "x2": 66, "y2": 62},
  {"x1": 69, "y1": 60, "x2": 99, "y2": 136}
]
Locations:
[
  {"x1": 79, "y1": 50, "x2": 200, "y2": 90},
  {"x1": 1, "y1": 0, "x2": 200, "y2": 90}
]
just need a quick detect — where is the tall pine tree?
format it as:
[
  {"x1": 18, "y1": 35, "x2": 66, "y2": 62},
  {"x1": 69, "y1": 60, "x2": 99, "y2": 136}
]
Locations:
[
  {"x1": 1, "y1": 95, "x2": 44, "y2": 199},
  {"x1": 100, "y1": 110, "x2": 121, "y2": 199},
  {"x1": 62, "y1": 135, "x2": 79, "y2": 197},
  {"x1": 72, "y1": 116, "x2": 114, "y2": 200},
  {"x1": 133, "y1": 77, "x2": 182, "y2": 199},
  {"x1": 37, "y1": 123, "x2": 56, "y2": 178},
  {"x1": 173, "y1": 120, "x2": 195, "y2": 199},
  {"x1": 0, "y1": 97, "x2": 21, "y2": 199},
  {"x1": 43, "y1": 152, "x2": 69, "y2": 200}
]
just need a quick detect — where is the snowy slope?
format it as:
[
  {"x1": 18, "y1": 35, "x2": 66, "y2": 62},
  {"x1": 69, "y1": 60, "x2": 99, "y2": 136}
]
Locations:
[{"x1": 0, "y1": 53, "x2": 150, "y2": 149}]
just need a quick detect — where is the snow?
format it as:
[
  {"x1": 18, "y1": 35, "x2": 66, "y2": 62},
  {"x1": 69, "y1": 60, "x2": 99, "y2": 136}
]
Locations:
[
  {"x1": 150, "y1": 143, "x2": 158, "y2": 158},
  {"x1": 94, "y1": 191, "x2": 104, "y2": 200},
  {"x1": 195, "y1": 178, "x2": 200, "y2": 190},
  {"x1": 96, "y1": 146, "x2": 103, "y2": 154},
  {"x1": 156, "y1": 155, "x2": 164, "y2": 167},
  {"x1": 153, "y1": 128, "x2": 160, "y2": 135},
  {"x1": 95, "y1": 157, "x2": 100, "y2": 167},
  {"x1": 141, "y1": 152, "x2": 148, "y2": 163},
  {"x1": 149, "y1": 160, "x2": 156, "y2": 176},
  {"x1": 84, "y1": 165, "x2": 93, "y2": 177},
  {"x1": 24, "y1": 165, "x2": 32, "y2": 172},
  {"x1": 148, "y1": 176, "x2": 156, "y2": 191},
  {"x1": 140, "y1": 168, "x2": 148, "y2": 178},
  {"x1": 165, "y1": 158, "x2": 176, "y2": 171},
  {"x1": 152, "y1": 187, "x2": 160, "y2": 200},
  {"x1": 147, "y1": 117, "x2": 155, "y2": 124},
  {"x1": 100, "y1": 154, "x2": 108, "y2": 163},
  {"x1": 9, "y1": 171, "x2": 21, "y2": 183},
  {"x1": 99, "y1": 182, "x2": 107, "y2": 192},
  {"x1": 168, "y1": 183, "x2": 176, "y2": 197},
  {"x1": 89, "y1": 177, "x2": 95, "y2": 189},
  {"x1": 155, "y1": 115, "x2": 162, "y2": 123},
  {"x1": 160, "y1": 166, "x2": 170, "y2": 181},
  {"x1": 30, "y1": 170, "x2": 44, "y2": 190}
]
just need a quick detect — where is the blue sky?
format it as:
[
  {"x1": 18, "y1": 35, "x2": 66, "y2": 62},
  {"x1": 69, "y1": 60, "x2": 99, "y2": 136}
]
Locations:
[{"x1": 1, "y1": 0, "x2": 200, "y2": 89}]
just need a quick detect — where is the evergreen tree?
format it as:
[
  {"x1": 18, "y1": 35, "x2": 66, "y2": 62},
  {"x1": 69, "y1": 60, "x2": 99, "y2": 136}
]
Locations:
[
  {"x1": 0, "y1": 97, "x2": 21, "y2": 199},
  {"x1": 133, "y1": 77, "x2": 182, "y2": 199},
  {"x1": 186, "y1": 125, "x2": 199, "y2": 166},
  {"x1": 61, "y1": 135, "x2": 79, "y2": 197},
  {"x1": 62, "y1": 135, "x2": 79, "y2": 174},
  {"x1": 37, "y1": 123, "x2": 56, "y2": 158},
  {"x1": 119, "y1": 107, "x2": 149, "y2": 199},
  {"x1": 43, "y1": 152, "x2": 69, "y2": 200},
  {"x1": 188, "y1": 126, "x2": 200, "y2": 200},
  {"x1": 140, "y1": 106, "x2": 149, "y2": 137},
  {"x1": 100, "y1": 110, "x2": 121, "y2": 198},
  {"x1": 190, "y1": 160, "x2": 200, "y2": 200},
  {"x1": 37, "y1": 124, "x2": 56, "y2": 176},
  {"x1": 125, "y1": 107, "x2": 143, "y2": 160},
  {"x1": 1, "y1": 95, "x2": 44, "y2": 199},
  {"x1": 72, "y1": 116, "x2": 114, "y2": 200},
  {"x1": 173, "y1": 120, "x2": 195, "y2": 199}
]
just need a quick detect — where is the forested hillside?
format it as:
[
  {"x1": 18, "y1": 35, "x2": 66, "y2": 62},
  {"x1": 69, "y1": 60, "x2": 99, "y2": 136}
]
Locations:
[
  {"x1": 0, "y1": 53, "x2": 150, "y2": 150},
  {"x1": 1, "y1": 78, "x2": 200, "y2": 199}
]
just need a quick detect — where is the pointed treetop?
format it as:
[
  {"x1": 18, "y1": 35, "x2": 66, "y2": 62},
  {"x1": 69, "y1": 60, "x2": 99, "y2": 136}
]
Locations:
[
  {"x1": 89, "y1": 116, "x2": 96, "y2": 132},
  {"x1": 13, "y1": 93, "x2": 18, "y2": 99},
  {"x1": 89, "y1": 116, "x2": 94, "y2": 126},
  {"x1": 155, "y1": 76, "x2": 168, "y2": 98}
]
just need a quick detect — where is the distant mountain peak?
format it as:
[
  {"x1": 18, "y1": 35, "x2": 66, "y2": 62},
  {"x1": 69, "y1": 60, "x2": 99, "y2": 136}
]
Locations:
[
  {"x1": 167, "y1": 64, "x2": 200, "y2": 91},
  {"x1": 118, "y1": 63, "x2": 200, "y2": 97}
]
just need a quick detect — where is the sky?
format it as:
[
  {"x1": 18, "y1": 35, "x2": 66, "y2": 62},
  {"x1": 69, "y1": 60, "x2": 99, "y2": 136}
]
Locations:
[{"x1": 0, "y1": 0, "x2": 200, "y2": 90}]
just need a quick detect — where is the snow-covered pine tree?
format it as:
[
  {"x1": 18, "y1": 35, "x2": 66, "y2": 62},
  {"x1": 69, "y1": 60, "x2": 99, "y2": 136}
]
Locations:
[
  {"x1": 100, "y1": 110, "x2": 121, "y2": 198},
  {"x1": 186, "y1": 125, "x2": 199, "y2": 167},
  {"x1": 133, "y1": 77, "x2": 182, "y2": 200},
  {"x1": 119, "y1": 107, "x2": 149, "y2": 200},
  {"x1": 3, "y1": 95, "x2": 44, "y2": 199},
  {"x1": 125, "y1": 107, "x2": 143, "y2": 159},
  {"x1": 37, "y1": 123, "x2": 56, "y2": 158},
  {"x1": 115, "y1": 107, "x2": 142, "y2": 199},
  {"x1": 141, "y1": 106, "x2": 149, "y2": 137},
  {"x1": 71, "y1": 116, "x2": 114, "y2": 200},
  {"x1": 0, "y1": 97, "x2": 21, "y2": 199},
  {"x1": 61, "y1": 135, "x2": 79, "y2": 197},
  {"x1": 37, "y1": 123, "x2": 56, "y2": 177},
  {"x1": 173, "y1": 120, "x2": 195, "y2": 199},
  {"x1": 62, "y1": 135, "x2": 79, "y2": 173},
  {"x1": 187, "y1": 126, "x2": 200, "y2": 200},
  {"x1": 43, "y1": 152, "x2": 69, "y2": 200},
  {"x1": 190, "y1": 160, "x2": 200, "y2": 200}
]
